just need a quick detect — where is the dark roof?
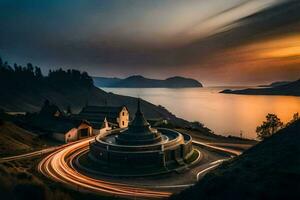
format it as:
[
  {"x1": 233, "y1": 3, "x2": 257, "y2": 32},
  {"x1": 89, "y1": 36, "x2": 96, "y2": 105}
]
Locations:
[
  {"x1": 81, "y1": 106, "x2": 126, "y2": 114},
  {"x1": 30, "y1": 116, "x2": 90, "y2": 134},
  {"x1": 39, "y1": 104, "x2": 62, "y2": 117},
  {"x1": 76, "y1": 105, "x2": 127, "y2": 124},
  {"x1": 89, "y1": 121, "x2": 106, "y2": 129}
]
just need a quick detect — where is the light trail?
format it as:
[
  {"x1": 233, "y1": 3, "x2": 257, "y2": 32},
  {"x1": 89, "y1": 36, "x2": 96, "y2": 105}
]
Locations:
[
  {"x1": 192, "y1": 140, "x2": 242, "y2": 156},
  {"x1": 192, "y1": 141, "x2": 244, "y2": 181},
  {"x1": 0, "y1": 141, "x2": 83, "y2": 163},
  {"x1": 0, "y1": 147, "x2": 57, "y2": 163},
  {"x1": 38, "y1": 137, "x2": 171, "y2": 199},
  {"x1": 37, "y1": 136, "x2": 244, "y2": 199},
  {"x1": 0, "y1": 127, "x2": 245, "y2": 199},
  {"x1": 196, "y1": 159, "x2": 227, "y2": 181}
]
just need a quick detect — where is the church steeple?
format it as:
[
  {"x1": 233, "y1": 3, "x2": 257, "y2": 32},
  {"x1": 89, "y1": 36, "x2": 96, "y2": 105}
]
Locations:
[
  {"x1": 115, "y1": 98, "x2": 163, "y2": 145},
  {"x1": 130, "y1": 98, "x2": 150, "y2": 128},
  {"x1": 137, "y1": 98, "x2": 141, "y2": 114}
]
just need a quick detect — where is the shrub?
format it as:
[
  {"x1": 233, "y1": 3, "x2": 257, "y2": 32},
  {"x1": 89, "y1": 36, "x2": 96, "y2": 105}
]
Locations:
[{"x1": 13, "y1": 182, "x2": 46, "y2": 200}]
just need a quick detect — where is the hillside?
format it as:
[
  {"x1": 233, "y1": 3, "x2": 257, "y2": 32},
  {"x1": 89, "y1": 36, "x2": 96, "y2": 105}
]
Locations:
[
  {"x1": 93, "y1": 75, "x2": 203, "y2": 88},
  {"x1": 0, "y1": 121, "x2": 127, "y2": 200},
  {"x1": 0, "y1": 85, "x2": 188, "y2": 125},
  {"x1": 93, "y1": 77, "x2": 122, "y2": 87},
  {"x1": 0, "y1": 121, "x2": 39, "y2": 157},
  {"x1": 171, "y1": 120, "x2": 300, "y2": 200},
  {"x1": 221, "y1": 79, "x2": 300, "y2": 96},
  {"x1": 0, "y1": 58, "x2": 189, "y2": 126}
]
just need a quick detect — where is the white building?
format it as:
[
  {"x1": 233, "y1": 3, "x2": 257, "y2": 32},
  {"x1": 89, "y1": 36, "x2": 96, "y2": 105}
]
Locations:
[
  {"x1": 77, "y1": 105, "x2": 129, "y2": 130},
  {"x1": 51, "y1": 120, "x2": 93, "y2": 143}
]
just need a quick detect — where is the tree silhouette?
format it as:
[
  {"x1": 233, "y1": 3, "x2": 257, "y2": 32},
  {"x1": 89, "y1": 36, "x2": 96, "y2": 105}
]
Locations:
[
  {"x1": 292, "y1": 112, "x2": 299, "y2": 122},
  {"x1": 67, "y1": 105, "x2": 72, "y2": 115},
  {"x1": 286, "y1": 112, "x2": 299, "y2": 127},
  {"x1": 43, "y1": 99, "x2": 50, "y2": 108},
  {"x1": 256, "y1": 113, "x2": 283, "y2": 140},
  {"x1": 0, "y1": 56, "x2": 94, "y2": 90},
  {"x1": 34, "y1": 66, "x2": 43, "y2": 80}
]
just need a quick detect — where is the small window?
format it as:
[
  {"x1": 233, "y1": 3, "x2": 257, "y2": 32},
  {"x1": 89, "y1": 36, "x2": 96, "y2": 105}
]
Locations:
[
  {"x1": 122, "y1": 121, "x2": 125, "y2": 126},
  {"x1": 122, "y1": 112, "x2": 125, "y2": 116}
]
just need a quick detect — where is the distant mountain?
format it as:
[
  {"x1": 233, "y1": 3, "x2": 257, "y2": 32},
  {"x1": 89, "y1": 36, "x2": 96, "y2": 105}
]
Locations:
[
  {"x1": 0, "y1": 58, "x2": 189, "y2": 127},
  {"x1": 259, "y1": 81, "x2": 291, "y2": 88},
  {"x1": 171, "y1": 119, "x2": 300, "y2": 200},
  {"x1": 93, "y1": 75, "x2": 203, "y2": 88},
  {"x1": 93, "y1": 77, "x2": 122, "y2": 87},
  {"x1": 220, "y1": 79, "x2": 300, "y2": 96}
]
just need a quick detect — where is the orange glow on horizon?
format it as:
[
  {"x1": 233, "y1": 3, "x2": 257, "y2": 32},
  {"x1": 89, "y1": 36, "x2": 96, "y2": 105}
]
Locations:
[
  {"x1": 257, "y1": 35, "x2": 300, "y2": 59},
  {"x1": 185, "y1": 34, "x2": 300, "y2": 85}
]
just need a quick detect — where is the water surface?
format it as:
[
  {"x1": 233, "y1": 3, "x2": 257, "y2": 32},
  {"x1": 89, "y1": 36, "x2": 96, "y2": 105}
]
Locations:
[{"x1": 101, "y1": 87, "x2": 300, "y2": 139}]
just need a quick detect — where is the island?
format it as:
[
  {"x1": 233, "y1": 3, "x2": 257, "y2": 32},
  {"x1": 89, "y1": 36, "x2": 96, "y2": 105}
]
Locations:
[
  {"x1": 93, "y1": 75, "x2": 203, "y2": 88},
  {"x1": 258, "y1": 81, "x2": 291, "y2": 88},
  {"x1": 220, "y1": 79, "x2": 300, "y2": 96}
]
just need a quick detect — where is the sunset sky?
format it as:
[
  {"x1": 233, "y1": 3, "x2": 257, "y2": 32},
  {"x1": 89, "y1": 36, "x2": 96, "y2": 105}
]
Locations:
[{"x1": 0, "y1": 0, "x2": 300, "y2": 85}]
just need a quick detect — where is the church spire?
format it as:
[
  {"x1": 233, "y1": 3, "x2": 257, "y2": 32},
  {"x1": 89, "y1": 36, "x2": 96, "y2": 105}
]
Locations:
[
  {"x1": 115, "y1": 97, "x2": 162, "y2": 145},
  {"x1": 136, "y1": 98, "x2": 141, "y2": 114},
  {"x1": 130, "y1": 98, "x2": 150, "y2": 129}
]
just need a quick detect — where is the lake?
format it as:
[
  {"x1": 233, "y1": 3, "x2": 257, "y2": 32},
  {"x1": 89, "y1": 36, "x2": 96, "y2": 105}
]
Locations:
[{"x1": 101, "y1": 87, "x2": 300, "y2": 139}]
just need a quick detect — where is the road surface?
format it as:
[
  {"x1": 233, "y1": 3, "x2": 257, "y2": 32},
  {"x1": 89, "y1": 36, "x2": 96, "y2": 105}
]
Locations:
[
  {"x1": 1, "y1": 132, "x2": 248, "y2": 199},
  {"x1": 37, "y1": 138, "x2": 244, "y2": 198}
]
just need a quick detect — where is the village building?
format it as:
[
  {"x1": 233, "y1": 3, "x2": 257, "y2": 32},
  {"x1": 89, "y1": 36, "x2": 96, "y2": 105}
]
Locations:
[
  {"x1": 29, "y1": 115, "x2": 93, "y2": 143},
  {"x1": 28, "y1": 100, "x2": 94, "y2": 143},
  {"x1": 29, "y1": 101, "x2": 129, "y2": 143},
  {"x1": 76, "y1": 105, "x2": 129, "y2": 132},
  {"x1": 50, "y1": 119, "x2": 93, "y2": 143}
]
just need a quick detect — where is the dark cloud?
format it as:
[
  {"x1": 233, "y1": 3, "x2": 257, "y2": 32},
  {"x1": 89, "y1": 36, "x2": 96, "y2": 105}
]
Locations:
[{"x1": 0, "y1": 0, "x2": 299, "y2": 84}]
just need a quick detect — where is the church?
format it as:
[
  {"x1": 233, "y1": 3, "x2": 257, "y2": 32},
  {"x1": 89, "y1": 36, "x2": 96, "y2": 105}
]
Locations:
[{"x1": 76, "y1": 105, "x2": 129, "y2": 134}]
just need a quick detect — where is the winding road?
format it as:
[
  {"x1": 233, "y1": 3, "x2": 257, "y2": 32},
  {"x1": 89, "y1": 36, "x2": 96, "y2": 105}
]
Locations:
[
  {"x1": 0, "y1": 132, "x2": 248, "y2": 199},
  {"x1": 38, "y1": 137, "x2": 172, "y2": 198}
]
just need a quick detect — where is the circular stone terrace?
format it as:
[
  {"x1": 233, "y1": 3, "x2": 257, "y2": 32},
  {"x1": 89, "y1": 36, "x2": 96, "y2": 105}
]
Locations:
[{"x1": 76, "y1": 100, "x2": 200, "y2": 176}]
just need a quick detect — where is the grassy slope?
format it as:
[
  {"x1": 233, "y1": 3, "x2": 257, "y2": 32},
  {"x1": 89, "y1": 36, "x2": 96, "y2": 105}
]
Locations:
[
  {"x1": 0, "y1": 122, "x2": 41, "y2": 157},
  {"x1": 171, "y1": 120, "x2": 300, "y2": 200},
  {"x1": 0, "y1": 120, "x2": 127, "y2": 200},
  {"x1": 0, "y1": 158, "x2": 127, "y2": 200}
]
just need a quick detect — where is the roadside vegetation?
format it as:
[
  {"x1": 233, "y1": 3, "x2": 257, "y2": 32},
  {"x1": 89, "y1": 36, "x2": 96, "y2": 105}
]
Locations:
[
  {"x1": 0, "y1": 158, "x2": 127, "y2": 200},
  {"x1": 256, "y1": 112, "x2": 299, "y2": 140},
  {"x1": 0, "y1": 116, "x2": 128, "y2": 200},
  {"x1": 0, "y1": 121, "x2": 44, "y2": 157},
  {"x1": 0, "y1": 110, "x2": 61, "y2": 157}
]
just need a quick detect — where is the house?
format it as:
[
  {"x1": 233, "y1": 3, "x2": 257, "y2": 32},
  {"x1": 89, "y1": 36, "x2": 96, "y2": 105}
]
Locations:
[
  {"x1": 28, "y1": 100, "x2": 94, "y2": 143},
  {"x1": 28, "y1": 115, "x2": 93, "y2": 143},
  {"x1": 76, "y1": 105, "x2": 129, "y2": 131},
  {"x1": 51, "y1": 119, "x2": 93, "y2": 143}
]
